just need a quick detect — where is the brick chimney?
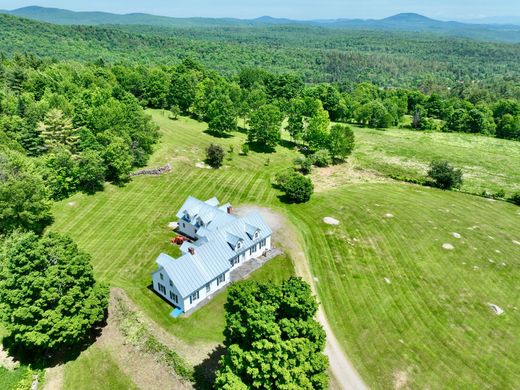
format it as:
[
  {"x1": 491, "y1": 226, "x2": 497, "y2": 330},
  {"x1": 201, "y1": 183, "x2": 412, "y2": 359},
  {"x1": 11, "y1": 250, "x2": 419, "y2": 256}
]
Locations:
[
  {"x1": 188, "y1": 247, "x2": 195, "y2": 255},
  {"x1": 227, "y1": 206, "x2": 233, "y2": 214}
]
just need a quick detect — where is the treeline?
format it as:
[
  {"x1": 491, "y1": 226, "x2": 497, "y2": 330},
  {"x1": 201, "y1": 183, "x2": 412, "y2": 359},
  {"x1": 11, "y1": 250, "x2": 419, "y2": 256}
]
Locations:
[
  {"x1": 112, "y1": 60, "x2": 520, "y2": 141},
  {"x1": 2, "y1": 13, "x2": 520, "y2": 98}
]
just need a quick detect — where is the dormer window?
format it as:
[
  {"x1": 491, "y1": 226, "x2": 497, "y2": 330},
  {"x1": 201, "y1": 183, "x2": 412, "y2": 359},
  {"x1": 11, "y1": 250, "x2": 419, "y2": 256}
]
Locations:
[
  {"x1": 254, "y1": 231, "x2": 260, "y2": 240},
  {"x1": 236, "y1": 241, "x2": 242, "y2": 250}
]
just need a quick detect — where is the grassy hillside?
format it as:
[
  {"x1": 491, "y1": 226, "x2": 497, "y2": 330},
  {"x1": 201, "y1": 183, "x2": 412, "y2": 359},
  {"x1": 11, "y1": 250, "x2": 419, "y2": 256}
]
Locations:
[
  {"x1": 50, "y1": 111, "x2": 520, "y2": 389},
  {"x1": 1, "y1": 13, "x2": 520, "y2": 88}
]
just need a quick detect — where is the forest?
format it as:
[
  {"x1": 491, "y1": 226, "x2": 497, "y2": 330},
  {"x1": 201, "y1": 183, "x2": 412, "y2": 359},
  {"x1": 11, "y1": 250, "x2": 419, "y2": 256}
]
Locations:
[{"x1": 1, "y1": 13, "x2": 520, "y2": 96}]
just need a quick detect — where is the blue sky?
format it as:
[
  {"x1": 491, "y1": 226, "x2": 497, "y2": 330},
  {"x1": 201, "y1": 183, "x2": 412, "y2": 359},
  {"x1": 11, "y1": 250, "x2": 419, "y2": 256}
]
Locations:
[{"x1": 2, "y1": 0, "x2": 519, "y2": 20}]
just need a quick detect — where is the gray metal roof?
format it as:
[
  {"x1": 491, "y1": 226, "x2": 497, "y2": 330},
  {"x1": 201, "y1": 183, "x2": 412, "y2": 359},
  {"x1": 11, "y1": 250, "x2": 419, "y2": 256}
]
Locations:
[{"x1": 156, "y1": 198, "x2": 273, "y2": 298}]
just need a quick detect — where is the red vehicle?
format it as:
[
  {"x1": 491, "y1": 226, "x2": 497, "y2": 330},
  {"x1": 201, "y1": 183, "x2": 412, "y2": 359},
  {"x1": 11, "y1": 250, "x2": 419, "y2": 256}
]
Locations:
[{"x1": 171, "y1": 236, "x2": 186, "y2": 245}]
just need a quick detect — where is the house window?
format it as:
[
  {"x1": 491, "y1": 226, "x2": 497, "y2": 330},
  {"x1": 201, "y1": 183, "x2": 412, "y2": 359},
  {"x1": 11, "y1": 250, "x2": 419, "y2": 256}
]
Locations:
[
  {"x1": 169, "y1": 291, "x2": 178, "y2": 304},
  {"x1": 254, "y1": 231, "x2": 259, "y2": 240},
  {"x1": 206, "y1": 283, "x2": 211, "y2": 293},
  {"x1": 169, "y1": 280, "x2": 173, "y2": 287},
  {"x1": 158, "y1": 283, "x2": 166, "y2": 295},
  {"x1": 230, "y1": 257, "x2": 239, "y2": 266},
  {"x1": 249, "y1": 245, "x2": 257, "y2": 255},
  {"x1": 190, "y1": 290, "x2": 200, "y2": 304},
  {"x1": 259, "y1": 239, "x2": 267, "y2": 248},
  {"x1": 236, "y1": 241, "x2": 242, "y2": 250},
  {"x1": 160, "y1": 273, "x2": 164, "y2": 280},
  {"x1": 182, "y1": 223, "x2": 186, "y2": 228},
  {"x1": 217, "y1": 273, "x2": 226, "y2": 286}
]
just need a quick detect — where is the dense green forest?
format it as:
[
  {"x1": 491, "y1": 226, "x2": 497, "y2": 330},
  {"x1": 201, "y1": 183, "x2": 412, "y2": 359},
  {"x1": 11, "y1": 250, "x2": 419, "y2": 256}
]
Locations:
[{"x1": 1, "y1": 13, "x2": 520, "y2": 96}]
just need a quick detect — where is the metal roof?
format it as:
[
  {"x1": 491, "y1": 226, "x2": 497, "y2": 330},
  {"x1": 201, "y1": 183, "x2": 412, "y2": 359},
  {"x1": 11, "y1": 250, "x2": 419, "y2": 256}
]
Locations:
[{"x1": 156, "y1": 199, "x2": 273, "y2": 298}]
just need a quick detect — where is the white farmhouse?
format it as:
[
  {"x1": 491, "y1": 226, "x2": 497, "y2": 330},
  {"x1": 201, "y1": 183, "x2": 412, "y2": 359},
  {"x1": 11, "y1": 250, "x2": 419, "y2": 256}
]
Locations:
[{"x1": 152, "y1": 196, "x2": 272, "y2": 313}]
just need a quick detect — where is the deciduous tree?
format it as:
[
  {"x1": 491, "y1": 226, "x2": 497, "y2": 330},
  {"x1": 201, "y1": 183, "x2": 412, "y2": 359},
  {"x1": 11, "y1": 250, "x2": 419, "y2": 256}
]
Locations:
[{"x1": 0, "y1": 231, "x2": 108, "y2": 355}]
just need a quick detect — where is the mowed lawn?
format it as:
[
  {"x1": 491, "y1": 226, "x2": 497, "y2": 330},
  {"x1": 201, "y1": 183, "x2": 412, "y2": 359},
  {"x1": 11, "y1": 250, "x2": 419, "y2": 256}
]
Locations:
[
  {"x1": 50, "y1": 110, "x2": 520, "y2": 389},
  {"x1": 289, "y1": 184, "x2": 520, "y2": 389}
]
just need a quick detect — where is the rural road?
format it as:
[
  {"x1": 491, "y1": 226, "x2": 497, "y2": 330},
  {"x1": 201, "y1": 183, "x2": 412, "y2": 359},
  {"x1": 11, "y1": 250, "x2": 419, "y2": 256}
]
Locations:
[{"x1": 236, "y1": 206, "x2": 369, "y2": 390}]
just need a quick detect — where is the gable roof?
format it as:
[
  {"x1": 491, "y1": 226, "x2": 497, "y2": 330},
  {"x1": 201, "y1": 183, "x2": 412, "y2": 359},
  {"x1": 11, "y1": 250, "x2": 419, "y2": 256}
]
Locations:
[
  {"x1": 176, "y1": 196, "x2": 235, "y2": 231},
  {"x1": 157, "y1": 198, "x2": 273, "y2": 298}
]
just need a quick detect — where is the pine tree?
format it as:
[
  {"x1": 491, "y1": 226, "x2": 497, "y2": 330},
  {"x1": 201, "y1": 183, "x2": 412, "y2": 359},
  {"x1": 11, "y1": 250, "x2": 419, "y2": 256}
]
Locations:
[{"x1": 37, "y1": 109, "x2": 79, "y2": 152}]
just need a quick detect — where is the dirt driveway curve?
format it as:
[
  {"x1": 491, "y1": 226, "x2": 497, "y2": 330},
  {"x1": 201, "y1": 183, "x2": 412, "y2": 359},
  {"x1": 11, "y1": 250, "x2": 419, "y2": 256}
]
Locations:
[{"x1": 236, "y1": 206, "x2": 369, "y2": 390}]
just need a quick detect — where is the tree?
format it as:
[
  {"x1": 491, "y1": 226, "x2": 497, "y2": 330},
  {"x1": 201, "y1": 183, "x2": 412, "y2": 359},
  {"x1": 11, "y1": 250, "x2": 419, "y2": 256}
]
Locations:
[
  {"x1": 466, "y1": 108, "x2": 495, "y2": 135},
  {"x1": 38, "y1": 148, "x2": 79, "y2": 200},
  {"x1": 327, "y1": 124, "x2": 355, "y2": 162},
  {"x1": 0, "y1": 149, "x2": 52, "y2": 235},
  {"x1": 496, "y1": 114, "x2": 520, "y2": 140},
  {"x1": 354, "y1": 101, "x2": 393, "y2": 128},
  {"x1": 0, "y1": 231, "x2": 108, "y2": 356},
  {"x1": 169, "y1": 71, "x2": 199, "y2": 113},
  {"x1": 427, "y1": 160, "x2": 463, "y2": 190},
  {"x1": 216, "y1": 278, "x2": 328, "y2": 389},
  {"x1": 304, "y1": 108, "x2": 330, "y2": 151},
  {"x1": 206, "y1": 144, "x2": 225, "y2": 169},
  {"x1": 169, "y1": 105, "x2": 181, "y2": 120},
  {"x1": 248, "y1": 104, "x2": 283, "y2": 149},
  {"x1": 37, "y1": 109, "x2": 79, "y2": 152},
  {"x1": 100, "y1": 135, "x2": 133, "y2": 183},
  {"x1": 207, "y1": 96, "x2": 237, "y2": 136},
  {"x1": 241, "y1": 143, "x2": 250, "y2": 156},
  {"x1": 278, "y1": 172, "x2": 314, "y2": 203},
  {"x1": 77, "y1": 150, "x2": 106, "y2": 194}
]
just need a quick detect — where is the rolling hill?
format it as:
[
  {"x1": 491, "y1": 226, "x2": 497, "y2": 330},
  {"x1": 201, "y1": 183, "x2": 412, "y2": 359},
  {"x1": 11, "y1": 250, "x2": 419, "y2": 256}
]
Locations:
[{"x1": 2, "y1": 6, "x2": 520, "y2": 42}]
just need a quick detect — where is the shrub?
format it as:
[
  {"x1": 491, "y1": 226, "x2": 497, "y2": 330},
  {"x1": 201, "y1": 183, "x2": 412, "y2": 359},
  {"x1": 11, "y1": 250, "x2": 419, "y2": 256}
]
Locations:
[
  {"x1": 169, "y1": 105, "x2": 181, "y2": 120},
  {"x1": 427, "y1": 160, "x2": 463, "y2": 190},
  {"x1": 294, "y1": 156, "x2": 313, "y2": 175},
  {"x1": 509, "y1": 192, "x2": 520, "y2": 206},
  {"x1": 206, "y1": 144, "x2": 225, "y2": 169},
  {"x1": 278, "y1": 172, "x2": 314, "y2": 203},
  {"x1": 312, "y1": 149, "x2": 332, "y2": 167},
  {"x1": 241, "y1": 143, "x2": 249, "y2": 156}
]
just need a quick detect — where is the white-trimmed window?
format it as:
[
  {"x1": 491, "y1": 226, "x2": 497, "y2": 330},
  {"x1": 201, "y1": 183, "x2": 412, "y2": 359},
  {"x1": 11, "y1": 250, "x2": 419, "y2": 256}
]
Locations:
[
  {"x1": 169, "y1": 291, "x2": 178, "y2": 304},
  {"x1": 158, "y1": 283, "x2": 166, "y2": 295},
  {"x1": 190, "y1": 290, "x2": 200, "y2": 304},
  {"x1": 254, "y1": 231, "x2": 260, "y2": 240},
  {"x1": 160, "y1": 273, "x2": 164, "y2": 280},
  {"x1": 169, "y1": 280, "x2": 173, "y2": 287},
  {"x1": 217, "y1": 273, "x2": 226, "y2": 286},
  {"x1": 206, "y1": 283, "x2": 211, "y2": 293}
]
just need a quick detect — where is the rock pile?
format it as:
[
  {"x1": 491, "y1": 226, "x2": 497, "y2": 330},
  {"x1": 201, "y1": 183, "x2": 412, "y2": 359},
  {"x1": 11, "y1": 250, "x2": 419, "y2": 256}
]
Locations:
[{"x1": 131, "y1": 163, "x2": 172, "y2": 177}]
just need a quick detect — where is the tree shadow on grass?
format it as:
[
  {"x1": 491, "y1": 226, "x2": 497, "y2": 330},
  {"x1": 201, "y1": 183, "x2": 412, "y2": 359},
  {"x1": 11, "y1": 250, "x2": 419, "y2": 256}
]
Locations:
[
  {"x1": 2, "y1": 311, "x2": 108, "y2": 370},
  {"x1": 247, "y1": 142, "x2": 276, "y2": 154},
  {"x1": 203, "y1": 129, "x2": 234, "y2": 139},
  {"x1": 193, "y1": 345, "x2": 226, "y2": 390}
]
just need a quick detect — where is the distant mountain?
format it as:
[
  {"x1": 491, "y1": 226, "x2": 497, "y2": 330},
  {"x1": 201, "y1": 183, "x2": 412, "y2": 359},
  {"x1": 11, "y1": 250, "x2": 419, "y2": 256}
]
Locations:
[
  {"x1": 461, "y1": 16, "x2": 520, "y2": 25},
  {"x1": 2, "y1": 6, "x2": 520, "y2": 43}
]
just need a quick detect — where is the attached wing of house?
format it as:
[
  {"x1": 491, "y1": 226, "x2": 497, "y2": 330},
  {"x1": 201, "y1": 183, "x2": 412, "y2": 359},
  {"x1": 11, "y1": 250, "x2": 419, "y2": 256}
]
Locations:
[{"x1": 152, "y1": 196, "x2": 272, "y2": 313}]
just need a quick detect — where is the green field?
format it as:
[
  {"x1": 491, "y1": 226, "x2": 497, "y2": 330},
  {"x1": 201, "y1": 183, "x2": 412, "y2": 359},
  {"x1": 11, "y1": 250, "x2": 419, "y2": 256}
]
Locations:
[
  {"x1": 63, "y1": 346, "x2": 138, "y2": 390},
  {"x1": 50, "y1": 111, "x2": 520, "y2": 389},
  {"x1": 352, "y1": 125, "x2": 520, "y2": 196}
]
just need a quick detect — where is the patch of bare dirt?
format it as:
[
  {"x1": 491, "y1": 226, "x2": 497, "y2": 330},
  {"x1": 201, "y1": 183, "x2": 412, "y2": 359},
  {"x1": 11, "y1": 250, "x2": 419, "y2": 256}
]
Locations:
[
  {"x1": 99, "y1": 290, "x2": 193, "y2": 390},
  {"x1": 111, "y1": 288, "x2": 216, "y2": 367},
  {"x1": 42, "y1": 366, "x2": 64, "y2": 390},
  {"x1": 311, "y1": 161, "x2": 387, "y2": 192},
  {"x1": 393, "y1": 369, "x2": 410, "y2": 390},
  {"x1": 0, "y1": 345, "x2": 19, "y2": 370}
]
